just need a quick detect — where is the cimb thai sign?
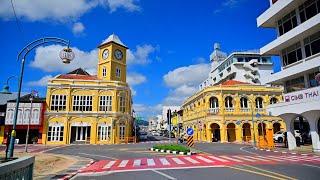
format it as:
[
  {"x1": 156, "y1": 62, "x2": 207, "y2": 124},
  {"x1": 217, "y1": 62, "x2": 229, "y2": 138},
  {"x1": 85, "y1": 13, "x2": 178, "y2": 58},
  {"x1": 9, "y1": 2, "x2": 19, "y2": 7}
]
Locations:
[{"x1": 284, "y1": 86, "x2": 320, "y2": 103}]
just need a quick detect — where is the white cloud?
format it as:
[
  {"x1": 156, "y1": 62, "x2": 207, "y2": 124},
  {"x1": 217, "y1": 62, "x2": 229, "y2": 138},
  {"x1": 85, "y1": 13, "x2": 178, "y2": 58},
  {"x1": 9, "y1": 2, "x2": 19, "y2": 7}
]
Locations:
[
  {"x1": 163, "y1": 64, "x2": 210, "y2": 88},
  {"x1": 72, "y1": 22, "x2": 85, "y2": 35},
  {"x1": 213, "y1": 0, "x2": 244, "y2": 14},
  {"x1": 30, "y1": 44, "x2": 98, "y2": 73},
  {"x1": 27, "y1": 75, "x2": 53, "y2": 87},
  {"x1": 127, "y1": 72, "x2": 147, "y2": 86},
  {"x1": 163, "y1": 63, "x2": 211, "y2": 105},
  {"x1": 0, "y1": 0, "x2": 140, "y2": 22},
  {"x1": 127, "y1": 44, "x2": 157, "y2": 65},
  {"x1": 133, "y1": 103, "x2": 163, "y2": 116},
  {"x1": 106, "y1": 0, "x2": 141, "y2": 12}
]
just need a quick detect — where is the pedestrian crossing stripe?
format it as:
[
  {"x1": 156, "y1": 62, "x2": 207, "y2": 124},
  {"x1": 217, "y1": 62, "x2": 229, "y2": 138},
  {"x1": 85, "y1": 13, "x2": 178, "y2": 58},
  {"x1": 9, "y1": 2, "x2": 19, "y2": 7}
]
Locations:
[
  {"x1": 187, "y1": 136, "x2": 194, "y2": 147},
  {"x1": 82, "y1": 155, "x2": 320, "y2": 173}
]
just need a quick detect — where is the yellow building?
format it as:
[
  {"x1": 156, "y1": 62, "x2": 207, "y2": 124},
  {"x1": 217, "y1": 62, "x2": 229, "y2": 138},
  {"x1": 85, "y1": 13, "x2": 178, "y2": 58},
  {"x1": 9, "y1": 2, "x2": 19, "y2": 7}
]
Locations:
[
  {"x1": 182, "y1": 80, "x2": 285, "y2": 143},
  {"x1": 43, "y1": 34, "x2": 133, "y2": 145}
]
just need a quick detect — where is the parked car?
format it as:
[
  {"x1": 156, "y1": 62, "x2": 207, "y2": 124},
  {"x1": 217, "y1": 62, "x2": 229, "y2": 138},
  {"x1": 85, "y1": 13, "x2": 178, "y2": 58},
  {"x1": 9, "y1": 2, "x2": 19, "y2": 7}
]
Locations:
[
  {"x1": 273, "y1": 130, "x2": 302, "y2": 143},
  {"x1": 139, "y1": 132, "x2": 148, "y2": 141},
  {"x1": 151, "y1": 131, "x2": 160, "y2": 136}
]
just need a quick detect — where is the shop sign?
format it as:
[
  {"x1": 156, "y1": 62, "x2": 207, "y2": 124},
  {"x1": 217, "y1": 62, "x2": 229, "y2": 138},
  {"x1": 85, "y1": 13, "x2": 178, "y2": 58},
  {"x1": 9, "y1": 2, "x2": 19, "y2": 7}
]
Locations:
[{"x1": 284, "y1": 86, "x2": 320, "y2": 103}]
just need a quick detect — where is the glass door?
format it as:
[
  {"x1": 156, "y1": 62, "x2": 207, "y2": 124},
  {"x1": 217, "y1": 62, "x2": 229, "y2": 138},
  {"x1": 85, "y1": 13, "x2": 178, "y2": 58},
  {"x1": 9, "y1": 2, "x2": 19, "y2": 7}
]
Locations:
[{"x1": 120, "y1": 126, "x2": 125, "y2": 140}]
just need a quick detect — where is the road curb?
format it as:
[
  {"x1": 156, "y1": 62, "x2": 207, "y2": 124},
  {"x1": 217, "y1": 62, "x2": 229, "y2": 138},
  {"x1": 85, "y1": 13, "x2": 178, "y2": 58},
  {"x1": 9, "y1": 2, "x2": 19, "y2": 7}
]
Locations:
[
  {"x1": 150, "y1": 148, "x2": 196, "y2": 155},
  {"x1": 256, "y1": 148, "x2": 320, "y2": 157}
]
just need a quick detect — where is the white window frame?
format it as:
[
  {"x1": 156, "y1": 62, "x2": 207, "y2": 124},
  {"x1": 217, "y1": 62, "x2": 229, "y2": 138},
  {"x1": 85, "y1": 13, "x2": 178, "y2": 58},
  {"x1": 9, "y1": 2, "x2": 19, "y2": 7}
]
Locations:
[
  {"x1": 99, "y1": 96, "x2": 112, "y2": 111},
  {"x1": 72, "y1": 95, "x2": 93, "y2": 111},
  {"x1": 50, "y1": 95, "x2": 67, "y2": 111},
  {"x1": 47, "y1": 125, "x2": 64, "y2": 142},
  {"x1": 116, "y1": 67, "x2": 121, "y2": 78},
  {"x1": 255, "y1": 97, "x2": 264, "y2": 109},
  {"x1": 102, "y1": 67, "x2": 107, "y2": 77},
  {"x1": 98, "y1": 125, "x2": 111, "y2": 141},
  {"x1": 119, "y1": 95, "x2": 126, "y2": 112}
]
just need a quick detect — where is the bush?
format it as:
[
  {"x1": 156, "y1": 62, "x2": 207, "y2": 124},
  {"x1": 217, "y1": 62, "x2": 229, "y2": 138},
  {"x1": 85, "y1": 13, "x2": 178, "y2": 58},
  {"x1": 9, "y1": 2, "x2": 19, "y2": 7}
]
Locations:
[{"x1": 153, "y1": 144, "x2": 190, "y2": 153}]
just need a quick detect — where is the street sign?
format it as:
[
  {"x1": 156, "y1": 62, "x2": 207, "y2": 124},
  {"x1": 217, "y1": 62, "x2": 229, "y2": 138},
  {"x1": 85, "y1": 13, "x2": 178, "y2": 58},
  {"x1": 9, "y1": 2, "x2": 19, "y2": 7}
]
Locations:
[
  {"x1": 186, "y1": 128, "x2": 194, "y2": 136},
  {"x1": 187, "y1": 136, "x2": 194, "y2": 147}
]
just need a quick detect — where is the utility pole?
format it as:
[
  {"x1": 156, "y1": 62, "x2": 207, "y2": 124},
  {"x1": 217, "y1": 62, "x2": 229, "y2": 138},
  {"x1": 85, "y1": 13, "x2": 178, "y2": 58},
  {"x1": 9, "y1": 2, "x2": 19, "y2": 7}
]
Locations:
[{"x1": 167, "y1": 109, "x2": 172, "y2": 142}]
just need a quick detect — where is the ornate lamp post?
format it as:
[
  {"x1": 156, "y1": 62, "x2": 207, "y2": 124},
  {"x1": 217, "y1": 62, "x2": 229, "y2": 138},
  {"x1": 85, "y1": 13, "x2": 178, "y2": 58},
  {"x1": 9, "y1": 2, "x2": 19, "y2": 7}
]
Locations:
[{"x1": 7, "y1": 37, "x2": 74, "y2": 158}]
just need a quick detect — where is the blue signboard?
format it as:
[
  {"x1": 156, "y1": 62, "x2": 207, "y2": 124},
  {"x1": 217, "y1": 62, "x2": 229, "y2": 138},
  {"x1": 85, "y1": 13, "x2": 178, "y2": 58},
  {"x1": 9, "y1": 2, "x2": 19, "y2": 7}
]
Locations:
[{"x1": 187, "y1": 128, "x2": 194, "y2": 136}]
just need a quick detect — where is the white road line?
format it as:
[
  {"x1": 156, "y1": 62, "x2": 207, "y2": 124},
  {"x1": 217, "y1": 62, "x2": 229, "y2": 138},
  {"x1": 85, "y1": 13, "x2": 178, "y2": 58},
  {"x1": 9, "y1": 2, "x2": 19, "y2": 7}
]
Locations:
[
  {"x1": 118, "y1": 160, "x2": 129, "y2": 167},
  {"x1": 257, "y1": 156, "x2": 282, "y2": 162},
  {"x1": 245, "y1": 156, "x2": 270, "y2": 162},
  {"x1": 208, "y1": 156, "x2": 230, "y2": 162},
  {"x1": 159, "y1": 158, "x2": 170, "y2": 165},
  {"x1": 103, "y1": 161, "x2": 116, "y2": 169},
  {"x1": 151, "y1": 169, "x2": 177, "y2": 180},
  {"x1": 219, "y1": 156, "x2": 242, "y2": 162},
  {"x1": 303, "y1": 164, "x2": 320, "y2": 169},
  {"x1": 171, "y1": 157, "x2": 185, "y2": 165},
  {"x1": 147, "y1": 159, "x2": 155, "y2": 166},
  {"x1": 268, "y1": 156, "x2": 299, "y2": 162},
  {"x1": 239, "y1": 146, "x2": 259, "y2": 155},
  {"x1": 78, "y1": 153, "x2": 117, "y2": 160},
  {"x1": 133, "y1": 159, "x2": 141, "y2": 166},
  {"x1": 233, "y1": 156, "x2": 256, "y2": 162},
  {"x1": 195, "y1": 156, "x2": 214, "y2": 163},
  {"x1": 183, "y1": 157, "x2": 200, "y2": 164}
]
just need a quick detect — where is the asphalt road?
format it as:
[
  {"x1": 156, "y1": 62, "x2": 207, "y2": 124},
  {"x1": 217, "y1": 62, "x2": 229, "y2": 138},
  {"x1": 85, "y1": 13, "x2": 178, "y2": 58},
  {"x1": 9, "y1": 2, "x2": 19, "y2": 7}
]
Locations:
[{"x1": 46, "y1": 135, "x2": 320, "y2": 180}]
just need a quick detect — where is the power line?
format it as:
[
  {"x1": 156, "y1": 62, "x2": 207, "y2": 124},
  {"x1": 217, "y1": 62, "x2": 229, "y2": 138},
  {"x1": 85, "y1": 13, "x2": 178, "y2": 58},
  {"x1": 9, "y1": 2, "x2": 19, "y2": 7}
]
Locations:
[{"x1": 10, "y1": 0, "x2": 25, "y2": 43}]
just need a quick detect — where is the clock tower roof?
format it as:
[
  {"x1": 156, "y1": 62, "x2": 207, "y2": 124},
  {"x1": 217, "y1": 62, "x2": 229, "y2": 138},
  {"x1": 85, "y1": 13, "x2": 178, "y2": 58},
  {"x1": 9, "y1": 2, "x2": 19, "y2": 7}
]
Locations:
[{"x1": 98, "y1": 34, "x2": 128, "y2": 49}]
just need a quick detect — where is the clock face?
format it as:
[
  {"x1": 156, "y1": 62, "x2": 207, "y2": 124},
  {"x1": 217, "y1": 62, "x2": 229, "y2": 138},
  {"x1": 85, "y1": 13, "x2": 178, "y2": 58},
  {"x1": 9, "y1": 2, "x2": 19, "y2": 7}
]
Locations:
[
  {"x1": 102, "y1": 49, "x2": 109, "y2": 60},
  {"x1": 114, "y1": 49, "x2": 123, "y2": 60}
]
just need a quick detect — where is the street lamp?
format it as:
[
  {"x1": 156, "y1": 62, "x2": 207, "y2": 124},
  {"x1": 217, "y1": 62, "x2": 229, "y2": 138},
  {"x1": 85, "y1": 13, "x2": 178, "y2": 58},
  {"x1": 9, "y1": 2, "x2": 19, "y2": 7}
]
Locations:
[
  {"x1": 7, "y1": 37, "x2": 74, "y2": 158},
  {"x1": 25, "y1": 90, "x2": 38, "y2": 152}
]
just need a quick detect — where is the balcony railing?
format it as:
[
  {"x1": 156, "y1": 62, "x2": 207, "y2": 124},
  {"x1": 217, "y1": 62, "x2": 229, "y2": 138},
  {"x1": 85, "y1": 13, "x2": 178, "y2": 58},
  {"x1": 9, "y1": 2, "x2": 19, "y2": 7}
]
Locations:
[
  {"x1": 208, "y1": 108, "x2": 219, "y2": 114},
  {"x1": 240, "y1": 108, "x2": 250, "y2": 112},
  {"x1": 225, "y1": 107, "x2": 235, "y2": 112}
]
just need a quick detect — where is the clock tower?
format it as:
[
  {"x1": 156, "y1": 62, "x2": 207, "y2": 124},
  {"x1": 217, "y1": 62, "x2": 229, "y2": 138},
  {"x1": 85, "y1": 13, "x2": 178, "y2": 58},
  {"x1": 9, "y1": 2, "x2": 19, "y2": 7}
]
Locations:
[{"x1": 97, "y1": 34, "x2": 128, "y2": 83}]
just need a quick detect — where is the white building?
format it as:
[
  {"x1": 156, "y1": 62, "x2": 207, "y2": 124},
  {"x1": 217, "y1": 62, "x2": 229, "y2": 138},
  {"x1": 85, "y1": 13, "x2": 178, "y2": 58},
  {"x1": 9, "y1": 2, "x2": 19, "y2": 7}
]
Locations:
[
  {"x1": 199, "y1": 43, "x2": 274, "y2": 90},
  {"x1": 258, "y1": 0, "x2": 320, "y2": 151}
]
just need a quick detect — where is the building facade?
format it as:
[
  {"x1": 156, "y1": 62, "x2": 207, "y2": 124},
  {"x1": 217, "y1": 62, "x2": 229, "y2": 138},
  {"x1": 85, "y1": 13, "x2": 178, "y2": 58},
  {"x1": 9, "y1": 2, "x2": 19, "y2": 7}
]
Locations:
[
  {"x1": 182, "y1": 80, "x2": 284, "y2": 143},
  {"x1": 199, "y1": 43, "x2": 274, "y2": 90},
  {"x1": 44, "y1": 34, "x2": 133, "y2": 145},
  {"x1": 258, "y1": 0, "x2": 320, "y2": 151},
  {"x1": 4, "y1": 94, "x2": 46, "y2": 144},
  {"x1": 0, "y1": 92, "x2": 17, "y2": 144}
]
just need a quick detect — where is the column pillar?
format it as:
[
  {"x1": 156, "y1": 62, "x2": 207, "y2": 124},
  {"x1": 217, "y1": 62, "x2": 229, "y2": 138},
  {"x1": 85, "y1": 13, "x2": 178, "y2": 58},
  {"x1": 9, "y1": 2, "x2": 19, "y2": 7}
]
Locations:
[
  {"x1": 303, "y1": 111, "x2": 320, "y2": 152},
  {"x1": 90, "y1": 120, "x2": 97, "y2": 144},
  {"x1": 236, "y1": 125, "x2": 242, "y2": 142},
  {"x1": 206, "y1": 128, "x2": 211, "y2": 142},
  {"x1": 220, "y1": 124, "x2": 227, "y2": 143},
  {"x1": 282, "y1": 114, "x2": 297, "y2": 150}
]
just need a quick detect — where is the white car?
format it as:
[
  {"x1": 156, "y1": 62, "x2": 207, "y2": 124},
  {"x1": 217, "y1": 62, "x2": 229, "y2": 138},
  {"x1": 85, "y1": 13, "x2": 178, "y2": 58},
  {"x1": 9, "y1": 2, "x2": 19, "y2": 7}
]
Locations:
[
  {"x1": 151, "y1": 132, "x2": 160, "y2": 136},
  {"x1": 273, "y1": 130, "x2": 302, "y2": 143}
]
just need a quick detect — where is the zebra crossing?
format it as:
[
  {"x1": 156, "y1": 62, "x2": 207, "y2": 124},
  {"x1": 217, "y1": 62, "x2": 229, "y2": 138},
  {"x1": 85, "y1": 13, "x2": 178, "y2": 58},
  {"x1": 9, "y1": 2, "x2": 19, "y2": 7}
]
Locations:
[{"x1": 79, "y1": 154, "x2": 320, "y2": 174}]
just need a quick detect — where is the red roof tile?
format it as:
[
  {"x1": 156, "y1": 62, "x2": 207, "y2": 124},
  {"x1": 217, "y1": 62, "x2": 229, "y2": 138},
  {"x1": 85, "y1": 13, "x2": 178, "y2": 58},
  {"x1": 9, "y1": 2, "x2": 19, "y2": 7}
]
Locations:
[
  {"x1": 57, "y1": 74, "x2": 98, "y2": 80},
  {"x1": 221, "y1": 80, "x2": 249, "y2": 86}
]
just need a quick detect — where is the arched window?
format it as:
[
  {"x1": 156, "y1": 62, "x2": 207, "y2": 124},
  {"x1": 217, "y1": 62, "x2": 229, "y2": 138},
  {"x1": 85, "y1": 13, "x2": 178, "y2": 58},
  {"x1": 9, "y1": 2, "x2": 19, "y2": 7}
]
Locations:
[
  {"x1": 33, "y1": 109, "x2": 39, "y2": 120},
  {"x1": 270, "y1": 97, "x2": 278, "y2": 104},
  {"x1": 255, "y1": 97, "x2": 263, "y2": 109},
  {"x1": 240, "y1": 97, "x2": 248, "y2": 108},
  {"x1": 24, "y1": 109, "x2": 30, "y2": 121},
  {"x1": 209, "y1": 97, "x2": 219, "y2": 109},
  {"x1": 225, "y1": 96, "x2": 233, "y2": 108}
]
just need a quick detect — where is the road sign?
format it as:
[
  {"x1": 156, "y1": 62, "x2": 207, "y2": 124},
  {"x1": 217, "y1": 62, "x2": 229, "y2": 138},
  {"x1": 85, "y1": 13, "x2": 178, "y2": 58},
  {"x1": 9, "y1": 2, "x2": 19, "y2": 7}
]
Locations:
[
  {"x1": 186, "y1": 128, "x2": 194, "y2": 136},
  {"x1": 187, "y1": 136, "x2": 194, "y2": 147}
]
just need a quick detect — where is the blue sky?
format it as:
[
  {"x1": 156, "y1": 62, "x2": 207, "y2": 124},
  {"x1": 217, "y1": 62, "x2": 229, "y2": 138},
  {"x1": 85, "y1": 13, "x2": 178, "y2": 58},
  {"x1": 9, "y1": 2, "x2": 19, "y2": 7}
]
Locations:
[{"x1": 0, "y1": 0, "x2": 279, "y2": 118}]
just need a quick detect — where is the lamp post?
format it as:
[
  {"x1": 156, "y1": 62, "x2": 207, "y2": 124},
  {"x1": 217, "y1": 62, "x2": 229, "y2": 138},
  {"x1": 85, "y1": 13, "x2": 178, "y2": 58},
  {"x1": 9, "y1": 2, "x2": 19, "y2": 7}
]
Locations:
[
  {"x1": 7, "y1": 37, "x2": 74, "y2": 158},
  {"x1": 25, "y1": 90, "x2": 38, "y2": 152}
]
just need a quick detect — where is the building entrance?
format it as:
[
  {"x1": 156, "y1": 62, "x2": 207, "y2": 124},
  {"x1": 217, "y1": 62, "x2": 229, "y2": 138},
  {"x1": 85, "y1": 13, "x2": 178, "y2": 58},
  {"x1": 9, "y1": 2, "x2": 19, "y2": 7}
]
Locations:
[{"x1": 71, "y1": 126, "x2": 91, "y2": 143}]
